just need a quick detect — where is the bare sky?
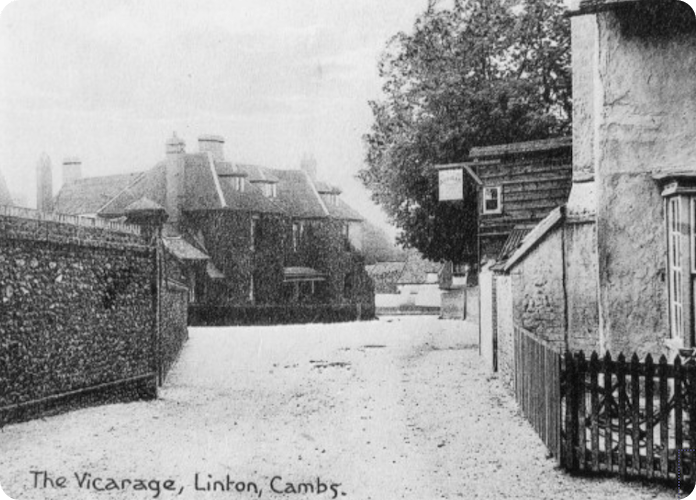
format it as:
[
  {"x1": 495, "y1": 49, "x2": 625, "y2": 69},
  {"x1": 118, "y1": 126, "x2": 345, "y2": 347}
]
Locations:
[{"x1": 0, "y1": 0, "x2": 430, "y2": 232}]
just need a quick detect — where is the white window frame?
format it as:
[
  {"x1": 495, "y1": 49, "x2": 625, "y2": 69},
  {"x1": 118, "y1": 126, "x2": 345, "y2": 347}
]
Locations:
[
  {"x1": 668, "y1": 196, "x2": 684, "y2": 340},
  {"x1": 482, "y1": 186, "x2": 503, "y2": 215}
]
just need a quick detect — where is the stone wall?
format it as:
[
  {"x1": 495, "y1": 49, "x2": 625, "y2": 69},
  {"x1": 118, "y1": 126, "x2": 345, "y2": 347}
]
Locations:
[
  {"x1": 0, "y1": 208, "x2": 158, "y2": 423},
  {"x1": 511, "y1": 227, "x2": 566, "y2": 349}
]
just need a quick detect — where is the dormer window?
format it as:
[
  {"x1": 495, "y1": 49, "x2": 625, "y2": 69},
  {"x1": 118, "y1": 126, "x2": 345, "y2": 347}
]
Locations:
[
  {"x1": 232, "y1": 177, "x2": 245, "y2": 192},
  {"x1": 260, "y1": 183, "x2": 277, "y2": 198}
]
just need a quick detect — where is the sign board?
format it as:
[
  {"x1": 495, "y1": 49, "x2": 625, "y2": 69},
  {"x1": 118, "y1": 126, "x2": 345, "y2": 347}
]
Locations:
[{"x1": 438, "y1": 168, "x2": 463, "y2": 201}]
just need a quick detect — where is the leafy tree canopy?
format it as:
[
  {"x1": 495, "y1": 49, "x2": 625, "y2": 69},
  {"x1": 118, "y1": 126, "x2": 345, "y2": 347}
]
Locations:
[{"x1": 359, "y1": 0, "x2": 571, "y2": 264}]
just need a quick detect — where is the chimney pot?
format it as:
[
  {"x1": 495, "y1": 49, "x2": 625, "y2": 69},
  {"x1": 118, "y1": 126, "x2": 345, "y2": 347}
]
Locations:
[{"x1": 166, "y1": 132, "x2": 186, "y2": 155}]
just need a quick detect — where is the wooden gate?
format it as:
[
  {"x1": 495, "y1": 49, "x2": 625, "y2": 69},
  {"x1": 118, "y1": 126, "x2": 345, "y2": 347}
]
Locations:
[{"x1": 561, "y1": 351, "x2": 695, "y2": 483}]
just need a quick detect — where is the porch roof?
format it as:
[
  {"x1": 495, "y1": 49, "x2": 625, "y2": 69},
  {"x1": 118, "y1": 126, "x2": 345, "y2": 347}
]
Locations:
[{"x1": 163, "y1": 237, "x2": 210, "y2": 261}]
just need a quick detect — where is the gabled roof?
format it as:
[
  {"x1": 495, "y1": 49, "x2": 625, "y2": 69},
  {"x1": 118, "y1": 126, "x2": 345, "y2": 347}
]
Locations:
[
  {"x1": 0, "y1": 169, "x2": 13, "y2": 206},
  {"x1": 54, "y1": 172, "x2": 144, "y2": 215}
]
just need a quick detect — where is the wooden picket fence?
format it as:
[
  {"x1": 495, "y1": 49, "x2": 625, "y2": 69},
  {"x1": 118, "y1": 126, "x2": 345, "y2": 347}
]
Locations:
[
  {"x1": 561, "y1": 351, "x2": 695, "y2": 483},
  {"x1": 512, "y1": 324, "x2": 695, "y2": 486},
  {"x1": 513, "y1": 326, "x2": 563, "y2": 460}
]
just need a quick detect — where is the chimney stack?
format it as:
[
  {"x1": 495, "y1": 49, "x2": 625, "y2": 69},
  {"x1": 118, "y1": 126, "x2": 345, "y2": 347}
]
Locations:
[
  {"x1": 198, "y1": 135, "x2": 225, "y2": 162},
  {"x1": 62, "y1": 157, "x2": 82, "y2": 186},
  {"x1": 165, "y1": 132, "x2": 186, "y2": 227},
  {"x1": 36, "y1": 153, "x2": 53, "y2": 212},
  {"x1": 300, "y1": 154, "x2": 317, "y2": 181}
]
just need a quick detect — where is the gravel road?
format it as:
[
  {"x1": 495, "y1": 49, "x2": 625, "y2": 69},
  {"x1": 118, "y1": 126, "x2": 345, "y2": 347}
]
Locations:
[{"x1": 0, "y1": 316, "x2": 678, "y2": 499}]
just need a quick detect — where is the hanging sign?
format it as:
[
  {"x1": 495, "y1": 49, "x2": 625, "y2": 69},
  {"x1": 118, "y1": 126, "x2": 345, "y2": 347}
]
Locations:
[{"x1": 438, "y1": 168, "x2": 463, "y2": 201}]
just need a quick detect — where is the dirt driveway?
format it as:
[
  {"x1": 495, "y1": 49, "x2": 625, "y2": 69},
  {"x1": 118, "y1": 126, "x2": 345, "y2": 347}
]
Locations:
[{"x1": 0, "y1": 316, "x2": 677, "y2": 499}]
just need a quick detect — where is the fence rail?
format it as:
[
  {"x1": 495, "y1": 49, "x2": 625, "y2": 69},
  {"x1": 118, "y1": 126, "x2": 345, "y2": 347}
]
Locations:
[{"x1": 512, "y1": 325, "x2": 695, "y2": 487}]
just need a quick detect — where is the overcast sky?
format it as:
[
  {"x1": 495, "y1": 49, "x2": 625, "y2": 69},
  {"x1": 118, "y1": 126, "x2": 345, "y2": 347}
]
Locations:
[{"x1": 0, "y1": 0, "x2": 433, "y2": 233}]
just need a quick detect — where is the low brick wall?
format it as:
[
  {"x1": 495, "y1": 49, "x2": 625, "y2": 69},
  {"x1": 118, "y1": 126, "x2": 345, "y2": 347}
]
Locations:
[
  {"x1": 0, "y1": 208, "x2": 159, "y2": 425},
  {"x1": 189, "y1": 303, "x2": 375, "y2": 326}
]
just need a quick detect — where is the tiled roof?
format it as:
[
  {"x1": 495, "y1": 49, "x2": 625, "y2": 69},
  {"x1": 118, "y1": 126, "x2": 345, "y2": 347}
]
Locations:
[
  {"x1": 98, "y1": 163, "x2": 167, "y2": 217},
  {"x1": 215, "y1": 161, "x2": 248, "y2": 177},
  {"x1": 326, "y1": 198, "x2": 364, "y2": 222},
  {"x1": 262, "y1": 168, "x2": 329, "y2": 219},
  {"x1": 59, "y1": 148, "x2": 360, "y2": 222},
  {"x1": 397, "y1": 254, "x2": 442, "y2": 284},
  {"x1": 238, "y1": 164, "x2": 279, "y2": 183},
  {"x1": 184, "y1": 154, "x2": 226, "y2": 210},
  {"x1": 491, "y1": 226, "x2": 534, "y2": 272},
  {"x1": 0, "y1": 169, "x2": 13, "y2": 206},
  {"x1": 217, "y1": 174, "x2": 283, "y2": 214},
  {"x1": 163, "y1": 237, "x2": 210, "y2": 261},
  {"x1": 99, "y1": 155, "x2": 281, "y2": 217},
  {"x1": 366, "y1": 261, "x2": 406, "y2": 294},
  {"x1": 54, "y1": 172, "x2": 144, "y2": 215}
]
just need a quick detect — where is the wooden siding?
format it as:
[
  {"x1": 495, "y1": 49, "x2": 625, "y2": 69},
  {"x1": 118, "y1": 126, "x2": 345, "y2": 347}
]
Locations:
[{"x1": 475, "y1": 148, "x2": 572, "y2": 260}]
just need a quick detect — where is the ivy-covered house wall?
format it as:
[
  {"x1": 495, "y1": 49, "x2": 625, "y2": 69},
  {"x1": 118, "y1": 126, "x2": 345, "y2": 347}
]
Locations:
[{"x1": 184, "y1": 210, "x2": 286, "y2": 305}]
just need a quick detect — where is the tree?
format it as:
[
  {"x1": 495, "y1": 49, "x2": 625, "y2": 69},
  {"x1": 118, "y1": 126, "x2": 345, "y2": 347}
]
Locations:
[{"x1": 359, "y1": 0, "x2": 571, "y2": 264}]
